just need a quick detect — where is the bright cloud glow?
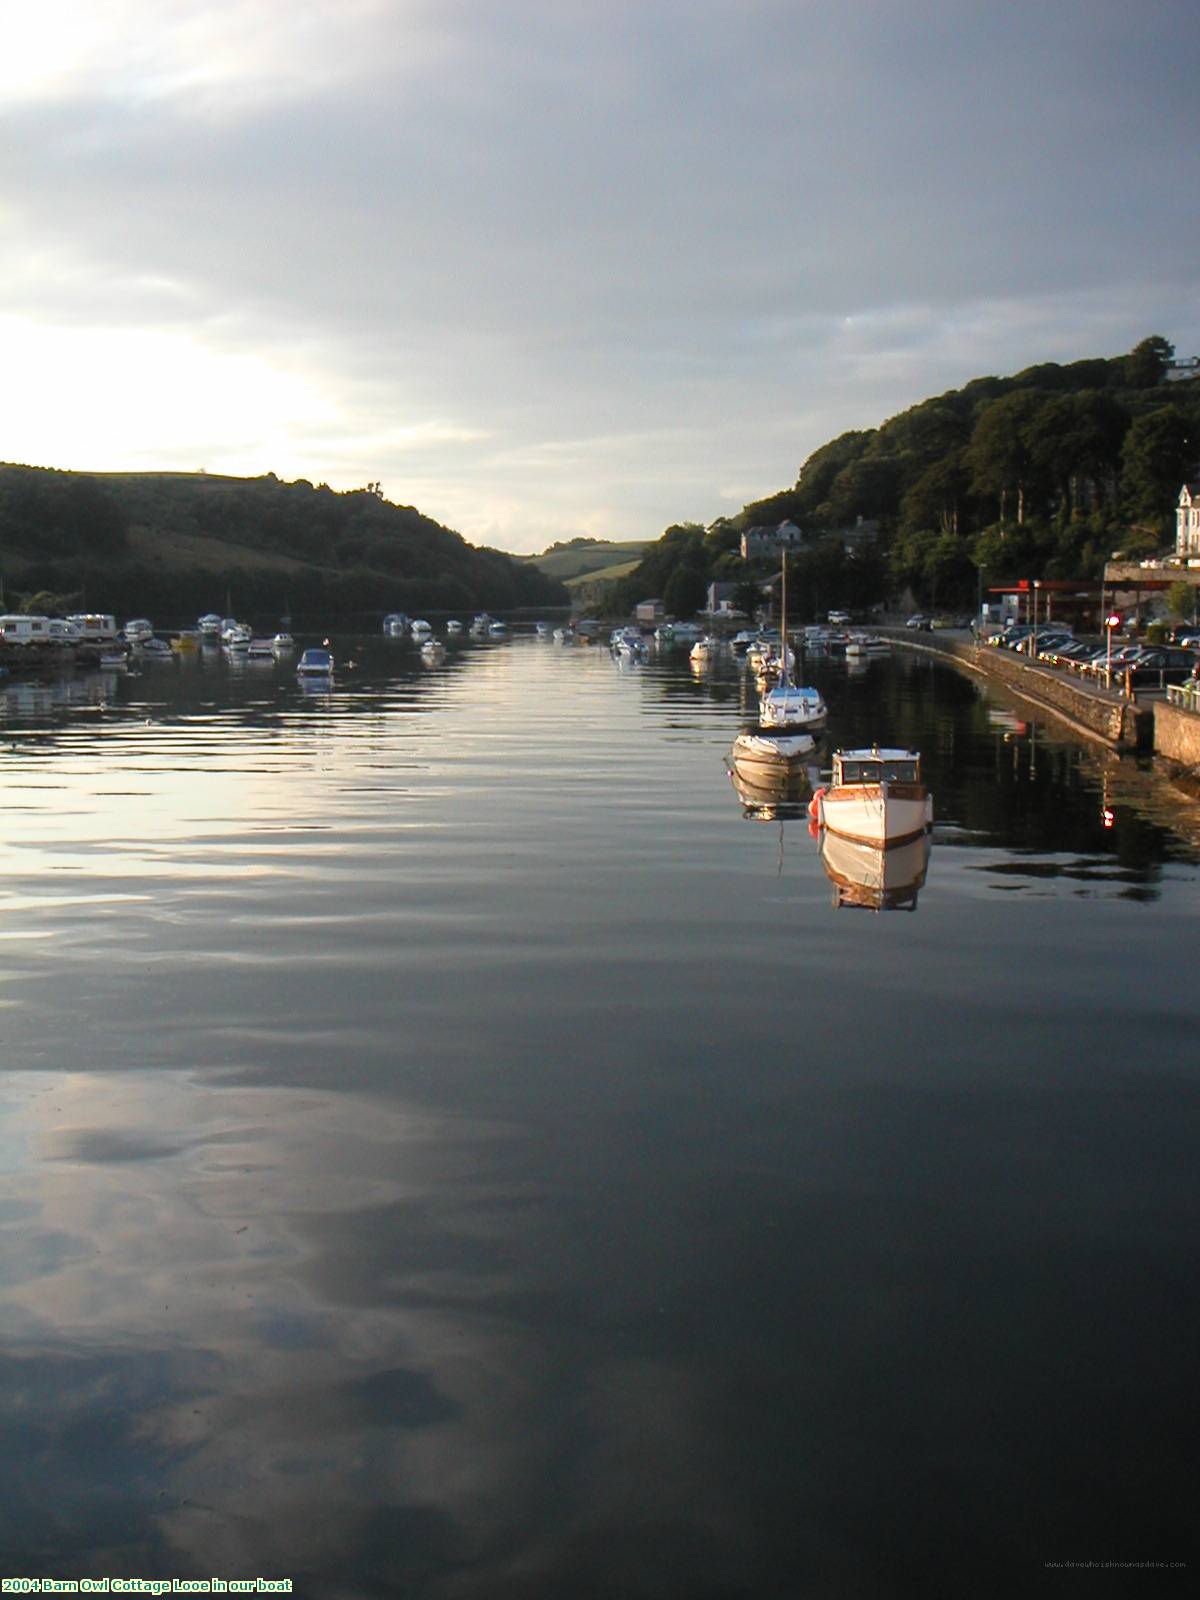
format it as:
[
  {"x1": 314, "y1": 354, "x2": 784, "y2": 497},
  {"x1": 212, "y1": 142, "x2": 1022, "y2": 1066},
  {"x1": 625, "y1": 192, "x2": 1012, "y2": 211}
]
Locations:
[{"x1": 0, "y1": 316, "x2": 337, "y2": 474}]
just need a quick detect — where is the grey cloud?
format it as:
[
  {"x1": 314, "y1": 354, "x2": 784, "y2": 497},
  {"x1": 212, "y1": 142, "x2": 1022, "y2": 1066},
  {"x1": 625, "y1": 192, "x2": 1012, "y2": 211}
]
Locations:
[{"x1": 3, "y1": 0, "x2": 1198, "y2": 547}]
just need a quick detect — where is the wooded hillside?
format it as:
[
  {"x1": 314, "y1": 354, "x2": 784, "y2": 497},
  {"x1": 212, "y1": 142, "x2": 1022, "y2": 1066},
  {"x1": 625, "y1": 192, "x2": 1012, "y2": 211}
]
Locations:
[
  {"x1": 613, "y1": 336, "x2": 1199, "y2": 620},
  {"x1": 0, "y1": 466, "x2": 568, "y2": 619}
]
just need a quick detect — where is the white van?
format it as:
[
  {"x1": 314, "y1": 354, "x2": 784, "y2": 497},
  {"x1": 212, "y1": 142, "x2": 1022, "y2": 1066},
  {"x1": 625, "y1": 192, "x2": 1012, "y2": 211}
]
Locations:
[{"x1": 66, "y1": 612, "x2": 119, "y2": 644}]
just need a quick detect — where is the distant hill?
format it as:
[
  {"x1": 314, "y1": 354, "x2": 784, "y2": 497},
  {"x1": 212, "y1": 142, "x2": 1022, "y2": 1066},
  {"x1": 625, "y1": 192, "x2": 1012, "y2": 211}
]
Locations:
[
  {"x1": 524, "y1": 538, "x2": 649, "y2": 581},
  {"x1": 0, "y1": 465, "x2": 568, "y2": 619}
]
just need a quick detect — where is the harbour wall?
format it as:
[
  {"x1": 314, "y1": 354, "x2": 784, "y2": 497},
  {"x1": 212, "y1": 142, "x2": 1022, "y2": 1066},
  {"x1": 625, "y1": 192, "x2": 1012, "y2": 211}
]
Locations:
[
  {"x1": 1151, "y1": 700, "x2": 1200, "y2": 773},
  {"x1": 885, "y1": 631, "x2": 1148, "y2": 749}
]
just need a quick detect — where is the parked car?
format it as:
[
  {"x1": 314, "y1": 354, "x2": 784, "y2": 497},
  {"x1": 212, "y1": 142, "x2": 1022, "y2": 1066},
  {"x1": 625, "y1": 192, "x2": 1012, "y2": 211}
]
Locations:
[
  {"x1": 827, "y1": 609, "x2": 850, "y2": 625},
  {"x1": 906, "y1": 614, "x2": 932, "y2": 631}
]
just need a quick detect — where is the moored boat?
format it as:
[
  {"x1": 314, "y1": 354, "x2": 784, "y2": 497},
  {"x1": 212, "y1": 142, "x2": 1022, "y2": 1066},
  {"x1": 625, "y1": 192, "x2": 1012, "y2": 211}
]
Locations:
[
  {"x1": 811, "y1": 747, "x2": 933, "y2": 848},
  {"x1": 297, "y1": 646, "x2": 334, "y2": 677},
  {"x1": 759, "y1": 683, "x2": 826, "y2": 731},
  {"x1": 844, "y1": 634, "x2": 891, "y2": 659},
  {"x1": 729, "y1": 729, "x2": 818, "y2": 797}
]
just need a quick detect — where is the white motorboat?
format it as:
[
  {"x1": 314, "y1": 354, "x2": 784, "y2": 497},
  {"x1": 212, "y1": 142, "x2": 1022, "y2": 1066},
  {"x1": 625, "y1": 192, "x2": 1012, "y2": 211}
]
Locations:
[
  {"x1": 820, "y1": 830, "x2": 931, "y2": 912},
  {"x1": 247, "y1": 637, "x2": 277, "y2": 661},
  {"x1": 123, "y1": 618, "x2": 154, "y2": 644},
  {"x1": 272, "y1": 632, "x2": 295, "y2": 654},
  {"x1": 140, "y1": 637, "x2": 174, "y2": 659},
  {"x1": 297, "y1": 646, "x2": 333, "y2": 677},
  {"x1": 383, "y1": 612, "x2": 409, "y2": 637},
  {"x1": 729, "y1": 728, "x2": 818, "y2": 795},
  {"x1": 689, "y1": 635, "x2": 720, "y2": 662},
  {"x1": 447, "y1": 620, "x2": 464, "y2": 635},
  {"x1": 760, "y1": 683, "x2": 826, "y2": 731},
  {"x1": 410, "y1": 618, "x2": 433, "y2": 641},
  {"x1": 198, "y1": 613, "x2": 223, "y2": 639},
  {"x1": 811, "y1": 748, "x2": 933, "y2": 848},
  {"x1": 420, "y1": 638, "x2": 446, "y2": 664},
  {"x1": 487, "y1": 620, "x2": 508, "y2": 637},
  {"x1": 844, "y1": 634, "x2": 891, "y2": 659},
  {"x1": 222, "y1": 621, "x2": 252, "y2": 650}
]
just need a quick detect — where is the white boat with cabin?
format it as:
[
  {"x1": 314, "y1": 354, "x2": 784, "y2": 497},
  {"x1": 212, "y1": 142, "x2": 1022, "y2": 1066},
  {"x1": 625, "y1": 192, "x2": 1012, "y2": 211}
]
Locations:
[
  {"x1": 811, "y1": 748, "x2": 933, "y2": 848},
  {"x1": 760, "y1": 683, "x2": 826, "y2": 732}
]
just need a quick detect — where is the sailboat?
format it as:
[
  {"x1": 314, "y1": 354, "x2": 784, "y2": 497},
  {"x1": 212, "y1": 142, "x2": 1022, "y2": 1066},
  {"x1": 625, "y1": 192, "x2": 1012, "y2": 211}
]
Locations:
[{"x1": 729, "y1": 553, "x2": 825, "y2": 796}]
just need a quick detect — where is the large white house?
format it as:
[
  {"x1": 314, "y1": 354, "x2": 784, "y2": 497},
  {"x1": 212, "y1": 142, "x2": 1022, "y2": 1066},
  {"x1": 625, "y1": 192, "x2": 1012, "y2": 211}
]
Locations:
[{"x1": 1177, "y1": 484, "x2": 1200, "y2": 557}]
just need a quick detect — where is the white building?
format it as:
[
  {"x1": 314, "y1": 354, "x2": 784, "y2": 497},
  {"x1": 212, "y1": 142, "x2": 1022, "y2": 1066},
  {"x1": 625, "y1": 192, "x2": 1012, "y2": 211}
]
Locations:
[{"x1": 1177, "y1": 484, "x2": 1200, "y2": 557}]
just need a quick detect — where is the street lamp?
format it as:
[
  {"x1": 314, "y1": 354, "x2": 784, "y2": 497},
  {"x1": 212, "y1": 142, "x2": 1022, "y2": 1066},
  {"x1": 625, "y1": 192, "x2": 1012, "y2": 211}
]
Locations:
[
  {"x1": 1031, "y1": 579, "x2": 1041, "y2": 655},
  {"x1": 1105, "y1": 611, "x2": 1122, "y2": 683}
]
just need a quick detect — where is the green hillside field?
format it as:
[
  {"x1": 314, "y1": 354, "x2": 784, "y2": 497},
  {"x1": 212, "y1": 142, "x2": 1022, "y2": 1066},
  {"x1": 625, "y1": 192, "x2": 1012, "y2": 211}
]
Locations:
[{"x1": 524, "y1": 540, "x2": 648, "y2": 581}]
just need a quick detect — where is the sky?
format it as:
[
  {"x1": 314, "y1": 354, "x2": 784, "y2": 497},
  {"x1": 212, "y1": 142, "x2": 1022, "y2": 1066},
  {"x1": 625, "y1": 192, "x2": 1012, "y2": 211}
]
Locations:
[{"x1": 2, "y1": 0, "x2": 1198, "y2": 555}]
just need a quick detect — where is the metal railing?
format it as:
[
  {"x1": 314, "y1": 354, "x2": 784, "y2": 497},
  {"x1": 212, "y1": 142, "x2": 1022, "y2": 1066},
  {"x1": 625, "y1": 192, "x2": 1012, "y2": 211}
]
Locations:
[{"x1": 1166, "y1": 681, "x2": 1200, "y2": 712}]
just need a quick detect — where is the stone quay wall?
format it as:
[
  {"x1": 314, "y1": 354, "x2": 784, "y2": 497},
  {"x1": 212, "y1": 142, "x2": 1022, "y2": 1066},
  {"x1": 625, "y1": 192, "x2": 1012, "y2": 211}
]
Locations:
[
  {"x1": 1152, "y1": 700, "x2": 1200, "y2": 769},
  {"x1": 886, "y1": 631, "x2": 1146, "y2": 748}
]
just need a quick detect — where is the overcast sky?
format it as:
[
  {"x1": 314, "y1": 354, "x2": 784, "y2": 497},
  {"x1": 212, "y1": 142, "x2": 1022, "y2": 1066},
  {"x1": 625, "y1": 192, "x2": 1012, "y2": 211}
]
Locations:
[{"x1": 3, "y1": 0, "x2": 1197, "y2": 553}]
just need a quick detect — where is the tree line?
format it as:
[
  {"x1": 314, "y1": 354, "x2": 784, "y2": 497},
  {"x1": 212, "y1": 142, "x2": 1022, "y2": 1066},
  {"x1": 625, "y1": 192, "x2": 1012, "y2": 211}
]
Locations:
[{"x1": 613, "y1": 336, "x2": 1199, "y2": 620}]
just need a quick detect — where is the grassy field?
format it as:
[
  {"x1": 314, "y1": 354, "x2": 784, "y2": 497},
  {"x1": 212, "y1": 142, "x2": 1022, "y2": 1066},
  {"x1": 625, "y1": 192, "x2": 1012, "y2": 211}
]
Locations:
[
  {"x1": 564, "y1": 557, "x2": 642, "y2": 590},
  {"x1": 525, "y1": 541, "x2": 647, "y2": 581}
]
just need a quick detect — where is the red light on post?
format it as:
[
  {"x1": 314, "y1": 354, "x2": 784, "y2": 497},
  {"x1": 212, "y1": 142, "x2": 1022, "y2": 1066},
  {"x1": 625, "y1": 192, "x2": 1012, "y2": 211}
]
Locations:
[{"x1": 1106, "y1": 613, "x2": 1121, "y2": 630}]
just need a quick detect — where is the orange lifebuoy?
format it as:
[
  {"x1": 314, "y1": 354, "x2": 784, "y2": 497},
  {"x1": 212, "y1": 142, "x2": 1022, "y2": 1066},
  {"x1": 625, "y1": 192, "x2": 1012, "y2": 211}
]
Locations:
[{"x1": 808, "y1": 786, "x2": 826, "y2": 821}]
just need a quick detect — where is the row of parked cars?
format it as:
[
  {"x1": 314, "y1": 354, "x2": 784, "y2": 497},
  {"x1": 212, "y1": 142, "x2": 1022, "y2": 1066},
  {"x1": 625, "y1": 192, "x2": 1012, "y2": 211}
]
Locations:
[{"x1": 982, "y1": 624, "x2": 1200, "y2": 686}]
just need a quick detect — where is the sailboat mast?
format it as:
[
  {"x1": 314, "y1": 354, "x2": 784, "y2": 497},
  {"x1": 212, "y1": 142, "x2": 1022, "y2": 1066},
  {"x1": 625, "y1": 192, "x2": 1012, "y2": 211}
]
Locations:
[{"x1": 780, "y1": 552, "x2": 789, "y2": 688}]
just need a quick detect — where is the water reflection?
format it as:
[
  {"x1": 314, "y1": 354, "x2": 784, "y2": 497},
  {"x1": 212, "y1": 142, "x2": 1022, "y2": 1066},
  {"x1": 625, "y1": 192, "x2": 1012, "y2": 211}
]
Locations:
[
  {"x1": 819, "y1": 830, "x2": 932, "y2": 912},
  {"x1": 727, "y1": 756, "x2": 814, "y2": 817},
  {"x1": 1, "y1": 635, "x2": 1198, "y2": 1591}
]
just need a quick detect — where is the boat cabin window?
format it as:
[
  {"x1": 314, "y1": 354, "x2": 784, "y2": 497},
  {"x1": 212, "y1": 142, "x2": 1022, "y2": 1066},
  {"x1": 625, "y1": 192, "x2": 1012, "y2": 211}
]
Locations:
[{"x1": 839, "y1": 759, "x2": 918, "y2": 784}]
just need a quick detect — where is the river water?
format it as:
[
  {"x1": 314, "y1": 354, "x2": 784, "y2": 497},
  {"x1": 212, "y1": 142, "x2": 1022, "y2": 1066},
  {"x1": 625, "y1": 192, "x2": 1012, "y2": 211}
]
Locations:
[{"x1": 1, "y1": 635, "x2": 1195, "y2": 1595}]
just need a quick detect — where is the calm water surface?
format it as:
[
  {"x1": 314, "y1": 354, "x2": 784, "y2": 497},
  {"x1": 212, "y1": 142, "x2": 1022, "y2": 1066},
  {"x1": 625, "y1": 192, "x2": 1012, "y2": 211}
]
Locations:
[{"x1": 1, "y1": 636, "x2": 1196, "y2": 1596}]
